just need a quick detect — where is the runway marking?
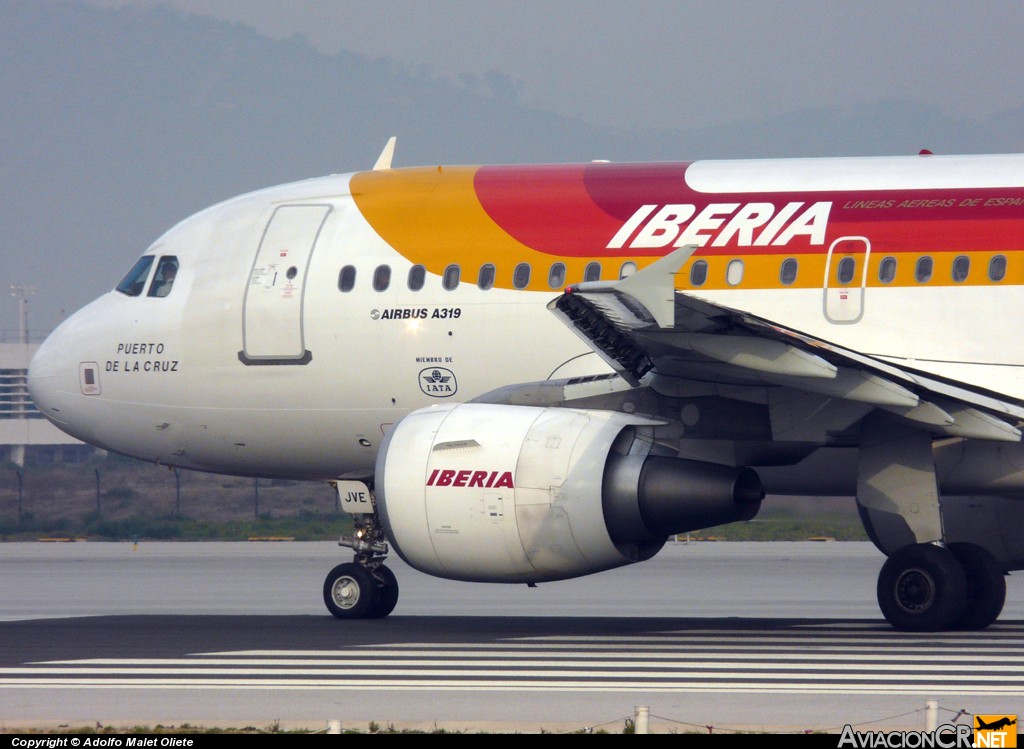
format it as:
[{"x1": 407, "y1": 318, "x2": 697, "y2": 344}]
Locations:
[
  {"x1": 1, "y1": 680, "x2": 1022, "y2": 696},
  {"x1": 4, "y1": 626, "x2": 1024, "y2": 696},
  {"x1": 208, "y1": 631, "x2": 1024, "y2": 653},
  {"x1": 193, "y1": 648, "x2": 1024, "y2": 662},
  {"x1": 29, "y1": 656, "x2": 1024, "y2": 670}
]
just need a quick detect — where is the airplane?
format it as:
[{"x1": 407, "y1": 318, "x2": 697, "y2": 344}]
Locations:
[
  {"x1": 27, "y1": 141, "x2": 1024, "y2": 631},
  {"x1": 976, "y1": 717, "x2": 1017, "y2": 731}
]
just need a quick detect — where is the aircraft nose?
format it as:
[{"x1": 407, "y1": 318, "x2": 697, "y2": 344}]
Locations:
[
  {"x1": 28, "y1": 322, "x2": 75, "y2": 426},
  {"x1": 28, "y1": 331, "x2": 65, "y2": 424}
]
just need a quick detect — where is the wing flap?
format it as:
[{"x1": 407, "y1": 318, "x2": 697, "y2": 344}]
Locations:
[{"x1": 550, "y1": 259, "x2": 1023, "y2": 443}]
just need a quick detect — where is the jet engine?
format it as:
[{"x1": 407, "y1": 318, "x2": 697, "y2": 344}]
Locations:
[{"x1": 375, "y1": 403, "x2": 763, "y2": 583}]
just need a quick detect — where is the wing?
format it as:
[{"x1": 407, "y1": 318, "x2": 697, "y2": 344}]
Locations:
[{"x1": 534, "y1": 246, "x2": 1023, "y2": 445}]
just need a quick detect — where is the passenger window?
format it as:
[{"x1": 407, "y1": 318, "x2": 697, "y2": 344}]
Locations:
[
  {"x1": 915, "y1": 256, "x2": 933, "y2": 283},
  {"x1": 619, "y1": 261, "x2": 637, "y2": 279},
  {"x1": 726, "y1": 259, "x2": 744, "y2": 286},
  {"x1": 478, "y1": 264, "x2": 496, "y2": 290},
  {"x1": 116, "y1": 255, "x2": 155, "y2": 297},
  {"x1": 513, "y1": 263, "x2": 531, "y2": 289},
  {"x1": 836, "y1": 257, "x2": 856, "y2": 285},
  {"x1": 443, "y1": 264, "x2": 460, "y2": 290},
  {"x1": 147, "y1": 256, "x2": 179, "y2": 298},
  {"x1": 584, "y1": 262, "x2": 601, "y2": 282},
  {"x1": 408, "y1": 264, "x2": 425, "y2": 291},
  {"x1": 689, "y1": 259, "x2": 708, "y2": 287},
  {"x1": 780, "y1": 258, "x2": 798, "y2": 285},
  {"x1": 338, "y1": 265, "x2": 356, "y2": 292},
  {"x1": 548, "y1": 262, "x2": 566, "y2": 289},
  {"x1": 373, "y1": 265, "x2": 391, "y2": 292},
  {"x1": 989, "y1": 254, "x2": 1007, "y2": 282},
  {"x1": 951, "y1": 255, "x2": 970, "y2": 283},
  {"x1": 878, "y1": 256, "x2": 897, "y2": 284}
]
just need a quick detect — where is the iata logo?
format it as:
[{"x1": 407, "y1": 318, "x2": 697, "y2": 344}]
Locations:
[
  {"x1": 607, "y1": 201, "x2": 832, "y2": 249},
  {"x1": 426, "y1": 469, "x2": 515, "y2": 488},
  {"x1": 420, "y1": 367, "x2": 457, "y2": 397}
]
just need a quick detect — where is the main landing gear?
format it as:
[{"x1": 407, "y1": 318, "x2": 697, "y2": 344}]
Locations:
[
  {"x1": 857, "y1": 416, "x2": 1008, "y2": 631},
  {"x1": 876, "y1": 542, "x2": 1006, "y2": 631},
  {"x1": 323, "y1": 512, "x2": 399, "y2": 619}
]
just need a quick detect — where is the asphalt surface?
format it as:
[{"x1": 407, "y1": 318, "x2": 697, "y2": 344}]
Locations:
[{"x1": 1, "y1": 541, "x2": 1021, "y2": 733}]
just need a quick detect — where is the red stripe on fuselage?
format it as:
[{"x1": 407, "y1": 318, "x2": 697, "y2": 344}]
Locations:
[{"x1": 474, "y1": 164, "x2": 1024, "y2": 257}]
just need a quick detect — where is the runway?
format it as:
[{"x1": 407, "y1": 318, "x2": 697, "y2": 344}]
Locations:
[{"x1": 1, "y1": 541, "x2": 1021, "y2": 733}]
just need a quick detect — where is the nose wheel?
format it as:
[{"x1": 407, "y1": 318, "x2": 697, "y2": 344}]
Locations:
[
  {"x1": 323, "y1": 506, "x2": 399, "y2": 619},
  {"x1": 323, "y1": 562, "x2": 399, "y2": 619},
  {"x1": 324, "y1": 563, "x2": 376, "y2": 619}
]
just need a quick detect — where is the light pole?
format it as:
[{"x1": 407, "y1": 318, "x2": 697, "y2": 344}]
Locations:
[
  {"x1": 174, "y1": 467, "x2": 182, "y2": 515},
  {"x1": 9, "y1": 285, "x2": 36, "y2": 343},
  {"x1": 16, "y1": 467, "x2": 24, "y2": 522}
]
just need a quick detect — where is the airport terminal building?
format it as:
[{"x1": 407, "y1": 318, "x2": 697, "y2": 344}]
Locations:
[{"x1": 1, "y1": 340, "x2": 92, "y2": 466}]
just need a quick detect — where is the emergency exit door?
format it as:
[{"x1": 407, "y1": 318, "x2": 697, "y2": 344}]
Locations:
[{"x1": 823, "y1": 236, "x2": 871, "y2": 324}]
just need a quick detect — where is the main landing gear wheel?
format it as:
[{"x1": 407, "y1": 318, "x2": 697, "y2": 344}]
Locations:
[
  {"x1": 323, "y1": 563, "x2": 378, "y2": 619},
  {"x1": 877, "y1": 544, "x2": 968, "y2": 632},
  {"x1": 948, "y1": 542, "x2": 1006, "y2": 630}
]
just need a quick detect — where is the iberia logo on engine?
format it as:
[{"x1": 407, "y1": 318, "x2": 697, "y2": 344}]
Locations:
[{"x1": 426, "y1": 469, "x2": 514, "y2": 489}]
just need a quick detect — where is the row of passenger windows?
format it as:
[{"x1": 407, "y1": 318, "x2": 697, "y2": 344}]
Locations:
[
  {"x1": 694, "y1": 254, "x2": 1007, "y2": 287},
  {"x1": 340, "y1": 254, "x2": 1010, "y2": 293},
  {"x1": 662, "y1": 253, "x2": 1007, "y2": 288},
  {"x1": 340, "y1": 260, "x2": 638, "y2": 293},
  {"x1": 825, "y1": 253, "x2": 1006, "y2": 286}
]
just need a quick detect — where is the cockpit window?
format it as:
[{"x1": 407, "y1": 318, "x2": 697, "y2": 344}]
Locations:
[
  {"x1": 147, "y1": 256, "x2": 179, "y2": 297},
  {"x1": 116, "y1": 255, "x2": 155, "y2": 297}
]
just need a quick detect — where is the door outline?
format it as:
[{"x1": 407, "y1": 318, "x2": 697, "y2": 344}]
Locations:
[
  {"x1": 239, "y1": 204, "x2": 332, "y2": 365},
  {"x1": 822, "y1": 236, "x2": 871, "y2": 324}
]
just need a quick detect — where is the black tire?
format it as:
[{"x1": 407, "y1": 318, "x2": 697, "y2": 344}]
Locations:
[
  {"x1": 323, "y1": 563, "x2": 378, "y2": 619},
  {"x1": 368, "y1": 564, "x2": 399, "y2": 619},
  {"x1": 948, "y1": 543, "x2": 1006, "y2": 630},
  {"x1": 877, "y1": 544, "x2": 968, "y2": 631}
]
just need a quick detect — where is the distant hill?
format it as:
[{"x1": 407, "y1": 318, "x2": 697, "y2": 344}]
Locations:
[{"x1": 1, "y1": 0, "x2": 1021, "y2": 332}]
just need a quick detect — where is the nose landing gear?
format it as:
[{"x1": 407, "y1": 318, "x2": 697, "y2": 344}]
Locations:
[{"x1": 323, "y1": 491, "x2": 399, "y2": 620}]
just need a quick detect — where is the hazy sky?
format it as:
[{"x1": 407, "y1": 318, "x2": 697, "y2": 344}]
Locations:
[
  {"x1": 5, "y1": 1, "x2": 1023, "y2": 335},
  {"x1": 85, "y1": 0, "x2": 1024, "y2": 131}
]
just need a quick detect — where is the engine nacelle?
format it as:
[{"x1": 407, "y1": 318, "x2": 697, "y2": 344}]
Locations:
[{"x1": 376, "y1": 403, "x2": 762, "y2": 583}]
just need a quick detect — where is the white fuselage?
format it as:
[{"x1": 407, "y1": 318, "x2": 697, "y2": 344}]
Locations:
[{"x1": 28, "y1": 155, "x2": 1024, "y2": 480}]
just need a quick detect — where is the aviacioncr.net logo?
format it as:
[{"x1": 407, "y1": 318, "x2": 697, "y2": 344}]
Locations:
[
  {"x1": 837, "y1": 724, "x2": 972, "y2": 748},
  {"x1": 974, "y1": 715, "x2": 1017, "y2": 748}
]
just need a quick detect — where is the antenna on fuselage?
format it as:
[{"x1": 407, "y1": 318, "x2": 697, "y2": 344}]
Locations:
[{"x1": 373, "y1": 136, "x2": 397, "y2": 170}]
